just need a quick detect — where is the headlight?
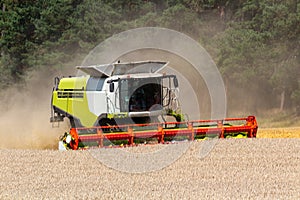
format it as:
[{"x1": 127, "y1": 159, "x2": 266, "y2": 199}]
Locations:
[{"x1": 66, "y1": 135, "x2": 72, "y2": 144}]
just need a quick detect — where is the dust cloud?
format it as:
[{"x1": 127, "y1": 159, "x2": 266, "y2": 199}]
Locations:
[{"x1": 0, "y1": 69, "x2": 70, "y2": 150}]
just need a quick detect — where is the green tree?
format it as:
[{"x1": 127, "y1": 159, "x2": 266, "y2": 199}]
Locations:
[
  {"x1": 0, "y1": 0, "x2": 40, "y2": 84},
  {"x1": 29, "y1": 0, "x2": 83, "y2": 68},
  {"x1": 159, "y1": 4, "x2": 200, "y2": 35},
  {"x1": 217, "y1": 0, "x2": 300, "y2": 111}
]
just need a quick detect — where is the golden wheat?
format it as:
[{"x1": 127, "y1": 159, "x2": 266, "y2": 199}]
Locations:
[
  {"x1": 257, "y1": 127, "x2": 300, "y2": 138},
  {"x1": 0, "y1": 139, "x2": 299, "y2": 199}
]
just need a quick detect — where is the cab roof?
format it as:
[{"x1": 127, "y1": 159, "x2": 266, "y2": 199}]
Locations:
[{"x1": 77, "y1": 61, "x2": 168, "y2": 77}]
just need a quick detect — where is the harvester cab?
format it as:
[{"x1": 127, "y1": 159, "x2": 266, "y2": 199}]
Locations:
[{"x1": 50, "y1": 61, "x2": 181, "y2": 128}]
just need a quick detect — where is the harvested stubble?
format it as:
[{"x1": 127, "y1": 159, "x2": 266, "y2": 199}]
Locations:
[{"x1": 0, "y1": 138, "x2": 299, "y2": 199}]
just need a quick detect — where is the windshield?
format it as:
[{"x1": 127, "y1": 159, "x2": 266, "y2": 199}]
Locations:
[{"x1": 119, "y1": 77, "x2": 163, "y2": 112}]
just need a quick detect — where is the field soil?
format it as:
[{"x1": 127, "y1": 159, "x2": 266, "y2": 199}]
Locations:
[{"x1": 0, "y1": 136, "x2": 299, "y2": 199}]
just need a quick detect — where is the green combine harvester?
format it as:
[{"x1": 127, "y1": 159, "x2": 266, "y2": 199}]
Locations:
[{"x1": 50, "y1": 61, "x2": 258, "y2": 150}]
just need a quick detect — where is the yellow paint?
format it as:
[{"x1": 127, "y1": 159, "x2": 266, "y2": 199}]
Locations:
[
  {"x1": 58, "y1": 76, "x2": 87, "y2": 90},
  {"x1": 52, "y1": 76, "x2": 98, "y2": 127}
]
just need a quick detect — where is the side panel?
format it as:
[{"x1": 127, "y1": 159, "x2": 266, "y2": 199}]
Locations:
[
  {"x1": 52, "y1": 91, "x2": 98, "y2": 127},
  {"x1": 52, "y1": 76, "x2": 99, "y2": 127},
  {"x1": 86, "y1": 91, "x2": 107, "y2": 117}
]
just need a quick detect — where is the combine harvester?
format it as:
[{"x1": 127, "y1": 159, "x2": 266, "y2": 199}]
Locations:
[{"x1": 50, "y1": 61, "x2": 258, "y2": 150}]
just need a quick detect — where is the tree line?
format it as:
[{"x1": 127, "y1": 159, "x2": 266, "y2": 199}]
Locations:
[{"x1": 0, "y1": 0, "x2": 299, "y2": 113}]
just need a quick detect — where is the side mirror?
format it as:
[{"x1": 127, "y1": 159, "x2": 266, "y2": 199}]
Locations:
[
  {"x1": 109, "y1": 82, "x2": 114, "y2": 92},
  {"x1": 173, "y1": 77, "x2": 179, "y2": 88},
  {"x1": 54, "y1": 77, "x2": 60, "y2": 90}
]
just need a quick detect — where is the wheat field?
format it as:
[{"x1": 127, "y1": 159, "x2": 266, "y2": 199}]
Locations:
[
  {"x1": 0, "y1": 127, "x2": 299, "y2": 199},
  {"x1": 257, "y1": 127, "x2": 300, "y2": 138}
]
